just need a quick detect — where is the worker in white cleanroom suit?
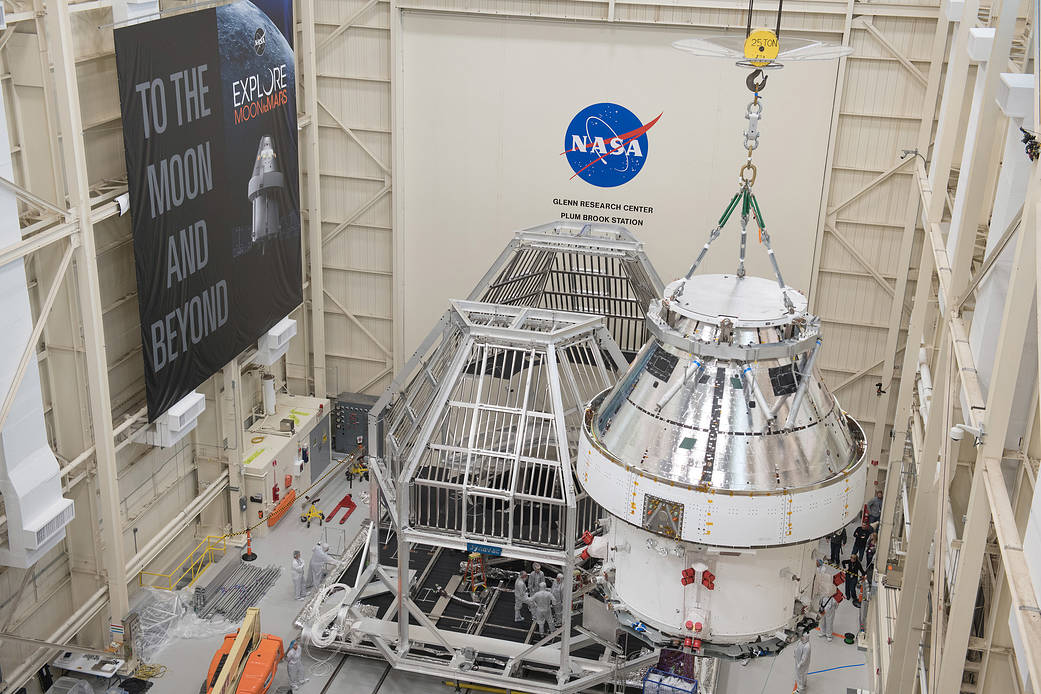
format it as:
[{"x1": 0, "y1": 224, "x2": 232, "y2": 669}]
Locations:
[
  {"x1": 526, "y1": 582, "x2": 559, "y2": 637},
  {"x1": 528, "y1": 562, "x2": 545, "y2": 594},
  {"x1": 818, "y1": 593, "x2": 838, "y2": 642},
  {"x1": 550, "y1": 574, "x2": 565, "y2": 626},
  {"x1": 514, "y1": 571, "x2": 529, "y2": 622},
  {"x1": 307, "y1": 542, "x2": 331, "y2": 589},
  {"x1": 793, "y1": 632, "x2": 811, "y2": 693},
  {"x1": 291, "y1": 550, "x2": 306, "y2": 600},
  {"x1": 284, "y1": 639, "x2": 307, "y2": 692}
]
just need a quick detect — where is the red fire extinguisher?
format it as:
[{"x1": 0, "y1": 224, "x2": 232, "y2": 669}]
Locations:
[{"x1": 273, "y1": 481, "x2": 280, "y2": 502}]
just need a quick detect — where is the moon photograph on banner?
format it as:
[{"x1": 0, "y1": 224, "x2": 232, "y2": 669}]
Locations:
[
  {"x1": 398, "y1": 15, "x2": 839, "y2": 356},
  {"x1": 114, "y1": 0, "x2": 301, "y2": 420}
]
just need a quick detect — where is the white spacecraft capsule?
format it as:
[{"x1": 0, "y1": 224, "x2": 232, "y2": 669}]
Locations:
[
  {"x1": 248, "y1": 135, "x2": 285, "y2": 244},
  {"x1": 578, "y1": 272, "x2": 866, "y2": 657}
]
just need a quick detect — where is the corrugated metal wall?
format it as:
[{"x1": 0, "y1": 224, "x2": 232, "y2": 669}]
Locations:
[{"x1": 313, "y1": 0, "x2": 394, "y2": 396}]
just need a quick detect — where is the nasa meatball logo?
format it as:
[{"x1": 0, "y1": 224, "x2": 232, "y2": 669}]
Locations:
[
  {"x1": 562, "y1": 103, "x2": 662, "y2": 188},
  {"x1": 253, "y1": 27, "x2": 266, "y2": 55}
]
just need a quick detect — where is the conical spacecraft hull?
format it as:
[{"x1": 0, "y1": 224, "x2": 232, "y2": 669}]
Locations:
[{"x1": 579, "y1": 273, "x2": 866, "y2": 657}]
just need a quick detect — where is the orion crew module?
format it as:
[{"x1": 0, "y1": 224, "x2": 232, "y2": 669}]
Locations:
[{"x1": 578, "y1": 271, "x2": 866, "y2": 657}]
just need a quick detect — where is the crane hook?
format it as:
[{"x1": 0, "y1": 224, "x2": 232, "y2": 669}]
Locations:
[{"x1": 746, "y1": 69, "x2": 768, "y2": 93}]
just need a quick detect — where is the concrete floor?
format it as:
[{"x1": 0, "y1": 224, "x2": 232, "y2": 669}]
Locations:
[
  {"x1": 146, "y1": 469, "x2": 373, "y2": 694},
  {"x1": 716, "y1": 599, "x2": 869, "y2": 694},
  {"x1": 716, "y1": 522, "x2": 872, "y2": 694},
  {"x1": 143, "y1": 495, "x2": 872, "y2": 694}
]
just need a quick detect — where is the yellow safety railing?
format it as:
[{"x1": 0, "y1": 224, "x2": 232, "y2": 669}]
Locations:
[{"x1": 138, "y1": 535, "x2": 226, "y2": 590}]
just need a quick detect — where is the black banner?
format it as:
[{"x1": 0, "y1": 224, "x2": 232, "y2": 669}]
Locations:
[{"x1": 115, "y1": 0, "x2": 301, "y2": 420}]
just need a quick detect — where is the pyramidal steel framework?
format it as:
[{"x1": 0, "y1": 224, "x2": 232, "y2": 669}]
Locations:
[
  {"x1": 385, "y1": 300, "x2": 627, "y2": 555},
  {"x1": 294, "y1": 224, "x2": 668, "y2": 693},
  {"x1": 304, "y1": 301, "x2": 644, "y2": 692},
  {"x1": 469, "y1": 221, "x2": 665, "y2": 357}
]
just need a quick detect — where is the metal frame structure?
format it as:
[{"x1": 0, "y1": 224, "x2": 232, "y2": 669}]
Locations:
[
  {"x1": 873, "y1": 2, "x2": 1041, "y2": 693},
  {"x1": 468, "y1": 222, "x2": 665, "y2": 358},
  {"x1": 296, "y1": 300, "x2": 667, "y2": 693}
]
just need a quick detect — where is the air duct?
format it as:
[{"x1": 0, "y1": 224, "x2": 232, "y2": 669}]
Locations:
[{"x1": 0, "y1": 86, "x2": 74, "y2": 568}]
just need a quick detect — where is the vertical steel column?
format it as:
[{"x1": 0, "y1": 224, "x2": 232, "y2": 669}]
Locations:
[
  {"x1": 945, "y1": 5, "x2": 1019, "y2": 299},
  {"x1": 884, "y1": 339, "x2": 953, "y2": 693},
  {"x1": 45, "y1": 0, "x2": 129, "y2": 619},
  {"x1": 299, "y1": 0, "x2": 326, "y2": 397},
  {"x1": 878, "y1": 0, "x2": 974, "y2": 640},
  {"x1": 875, "y1": 199, "x2": 941, "y2": 571},
  {"x1": 396, "y1": 476, "x2": 410, "y2": 654},
  {"x1": 223, "y1": 359, "x2": 246, "y2": 535},
  {"x1": 926, "y1": 0, "x2": 979, "y2": 219},
  {"x1": 806, "y1": 0, "x2": 854, "y2": 303},
  {"x1": 863, "y1": 0, "x2": 950, "y2": 499},
  {"x1": 934, "y1": 138, "x2": 1040, "y2": 694},
  {"x1": 544, "y1": 343, "x2": 574, "y2": 684}
]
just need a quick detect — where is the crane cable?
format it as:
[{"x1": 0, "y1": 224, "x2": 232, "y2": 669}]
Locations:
[{"x1": 745, "y1": 0, "x2": 784, "y2": 39}]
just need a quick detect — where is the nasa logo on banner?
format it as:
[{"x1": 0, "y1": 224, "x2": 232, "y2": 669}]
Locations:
[
  {"x1": 562, "y1": 103, "x2": 662, "y2": 188},
  {"x1": 254, "y1": 27, "x2": 266, "y2": 55}
]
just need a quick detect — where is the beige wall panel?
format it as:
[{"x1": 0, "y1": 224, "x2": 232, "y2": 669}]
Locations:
[
  {"x1": 833, "y1": 117, "x2": 918, "y2": 169},
  {"x1": 316, "y1": 77, "x2": 389, "y2": 125},
  {"x1": 398, "y1": 13, "x2": 838, "y2": 353},
  {"x1": 317, "y1": 28, "x2": 390, "y2": 76},
  {"x1": 827, "y1": 169, "x2": 914, "y2": 224},
  {"x1": 830, "y1": 221, "x2": 909, "y2": 275},
  {"x1": 319, "y1": 129, "x2": 389, "y2": 179},
  {"x1": 841, "y1": 60, "x2": 925, "y2": 117}
]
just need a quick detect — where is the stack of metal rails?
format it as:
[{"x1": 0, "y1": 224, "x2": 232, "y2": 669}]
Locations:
[{"x1": 193, "y1": 560, "x2": 281, "y2": 622}]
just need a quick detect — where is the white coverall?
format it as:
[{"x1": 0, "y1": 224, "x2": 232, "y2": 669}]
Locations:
[
  {"x1": 514, "y1": 575, "x2": 528, "y2": 622},
  {"x1": 793, "y1": 635, "x2": 811, "y2": 693},
  {"x1": 285, "y1": 643, "x2": 306, "y2": 691},
  {"x1": 526, "y1": 585, "x2": 558, "y2": 636},
  {"x1": 291, "y1": 556, "x2": 306, "y2": 599},
  {"x1": 307, "y1": 544, "x2": 331, "y2": 589},
  {"x1": 819, "y1": 595, "x2": 837, "y2": 641},
  {"x1": 527, "y1": 568, "x2": 545, "y2": 594},
  {"x1": 549, "y1": 576, "x2": 565, "y2": 626}
]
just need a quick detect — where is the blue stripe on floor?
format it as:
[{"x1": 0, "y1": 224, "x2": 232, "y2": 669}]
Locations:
[{"x1": 809, "y1": 663, "x2": 865, "y2": 675}]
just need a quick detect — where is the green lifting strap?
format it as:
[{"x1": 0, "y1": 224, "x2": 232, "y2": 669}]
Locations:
[
  {"x1": 749, "y1": 192, "x2": 766, "y2": 231},
  {"x1": 741, "y1": 188, "x2": 751, "y2": 217},
  {"x1": 717, "y1": 191, "x2": 742, "y2": 226}
]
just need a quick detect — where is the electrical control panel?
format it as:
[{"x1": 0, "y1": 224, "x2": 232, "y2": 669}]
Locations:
[{"x1": 332, "y1": 392, "x2": 379, "y2": 454}]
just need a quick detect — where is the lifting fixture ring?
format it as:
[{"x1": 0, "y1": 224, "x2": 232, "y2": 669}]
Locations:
[{"x1": 739, "y1": 162, "x2": 757, "y2": 186}]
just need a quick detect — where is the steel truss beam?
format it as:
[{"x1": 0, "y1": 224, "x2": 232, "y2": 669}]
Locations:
[
  {"x1": 0, "y1": 238, "x2": 75, "y2": 431},
  {"x1": 854, "y1": 17, "x2": 928, "y2": 85},
  {"x1": 300, "y1": 0, "x2": 326, "y2": 396},
  {"x1": 881, "y1": 0, "x2": 979, "y2": 689},
  {"x1": 46, "y1": 0, "x2": 129, "y2": 622},
  {"x1": 884, "y1": 3, "x2": 1041, "y2": 689}
]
